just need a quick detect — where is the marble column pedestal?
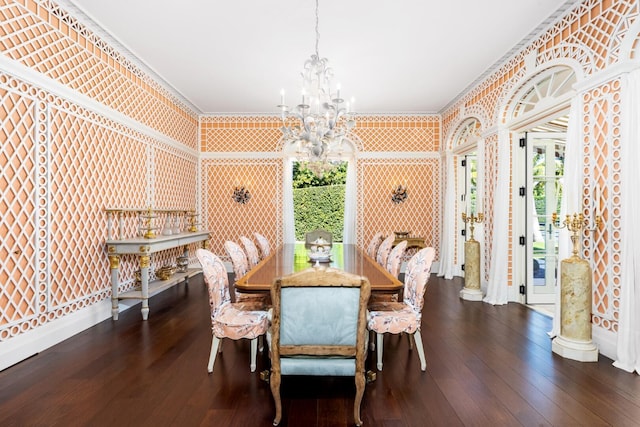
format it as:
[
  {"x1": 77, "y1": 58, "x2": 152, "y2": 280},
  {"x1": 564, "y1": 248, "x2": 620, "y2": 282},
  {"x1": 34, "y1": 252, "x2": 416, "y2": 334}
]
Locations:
[
  {"x1": 551, "y1": 255, "x2": 598, "y2": 362},
  {"x1": 460, "y1": 239, "x2": 483, "y2": 301}
]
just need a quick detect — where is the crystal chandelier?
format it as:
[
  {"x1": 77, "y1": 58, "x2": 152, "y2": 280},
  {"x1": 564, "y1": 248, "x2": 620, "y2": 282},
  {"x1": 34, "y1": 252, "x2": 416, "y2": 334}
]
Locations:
[{"x1": 278, "y1": 0, "x2": 355, "y2": 173}]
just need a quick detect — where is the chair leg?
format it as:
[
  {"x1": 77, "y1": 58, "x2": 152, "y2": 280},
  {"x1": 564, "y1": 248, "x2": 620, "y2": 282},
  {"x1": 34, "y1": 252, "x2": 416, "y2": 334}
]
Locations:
[
  {"x1": 208, "y1": 336, "x2": 221, "y2": 373},
  {"x1": 250, "y1": 338, "x2": 258, "y2": 372},
  {"x1": 354, "y1": 370, "x2": 365, "y2": 426},
  {"x1": 413, "y1": 330, "x2": 427, "y2": 371},
  {"x1": 270, "y1": 368, "x2": 282, "y2": 426},
  {"x1": 368, "y1": 330, "x2": 376, "y2": 351},
  {"x1": 258, "y1": 334, "x2": 264, "y2": 353},
  {"x1": 376, "y1": 333, "x2": 384, "y2": 371}
]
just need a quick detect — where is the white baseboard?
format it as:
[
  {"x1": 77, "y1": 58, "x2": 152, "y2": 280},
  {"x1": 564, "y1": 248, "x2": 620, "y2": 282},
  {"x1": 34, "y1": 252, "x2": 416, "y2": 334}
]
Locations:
[
  {"x1": 592, "y1": 324, "x2": 618, "y2": 362},
  {"x1": 0, "y1": 300, "x2": 135, "y2": 372}
]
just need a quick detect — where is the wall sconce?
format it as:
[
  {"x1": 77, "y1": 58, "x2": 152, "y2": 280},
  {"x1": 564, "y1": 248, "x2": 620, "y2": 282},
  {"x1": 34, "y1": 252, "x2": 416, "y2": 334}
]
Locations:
[
  {"x1": 232, "y1": 185, "x2": 251, "y2": 204},
  {"x1": 391, "y1": 184, "x2": 408, "y2": 204}
]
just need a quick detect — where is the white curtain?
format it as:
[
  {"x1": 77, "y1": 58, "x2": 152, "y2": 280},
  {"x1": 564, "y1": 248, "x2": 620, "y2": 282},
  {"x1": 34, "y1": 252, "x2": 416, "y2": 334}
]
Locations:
[
  {"x1": 476, "y1": 139, "x2": 486, "y2": 291},
  {"x1": 484, "y1": 129, "x2": 510, "y2": 305},
  {"x1": 614, "y1": 68, "x2": 640, "y2": 374},
  {"x1": 283, "y1": 157, "x2": 295, "y2": 244},
  {"x1": 343, "y1": 156, "x2": 357, "y2": 244},
  {"x1": 549, "y1": 96, "x2": 583, "y2": 338},
  {"x1": 437, "y1": 151, "x2": 455, "y2": 279}
]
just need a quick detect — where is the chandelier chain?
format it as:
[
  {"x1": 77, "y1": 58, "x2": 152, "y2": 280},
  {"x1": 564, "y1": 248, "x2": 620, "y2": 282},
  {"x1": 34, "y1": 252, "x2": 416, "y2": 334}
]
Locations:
[{"x1": 314, "y1": 0, "x2": 320, "y2": 57}]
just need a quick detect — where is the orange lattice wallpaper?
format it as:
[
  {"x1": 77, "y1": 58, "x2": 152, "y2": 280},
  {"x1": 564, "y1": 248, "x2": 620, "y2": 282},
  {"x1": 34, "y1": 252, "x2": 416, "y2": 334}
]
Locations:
[
  {"x1": 358, "y1": 159, "x2": 441, "y2": 257},
  {"x1": 200, "y1": 159, "x2": 282, "y2": 259},
  {"x1": 200, "y1": 115, "x2": 283, "y2": 152},
  {"x1": 199, "y1": 114, "x2": 441, "y2": 263},
  {"x1": 352, "y1": 115, "x2": 440, "y2": 152}
]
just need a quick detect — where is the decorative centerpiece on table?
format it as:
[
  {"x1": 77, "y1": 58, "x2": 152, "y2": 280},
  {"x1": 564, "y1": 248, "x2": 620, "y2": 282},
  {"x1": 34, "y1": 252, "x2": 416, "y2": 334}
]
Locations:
[{"x1": 308, "y1": 237, "x2": 332, "y2": 265}]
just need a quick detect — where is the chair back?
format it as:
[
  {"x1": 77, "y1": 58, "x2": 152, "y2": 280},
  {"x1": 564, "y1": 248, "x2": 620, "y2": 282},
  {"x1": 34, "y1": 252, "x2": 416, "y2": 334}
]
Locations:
[
  {"x1": 366, "y1": 232, "x2": 385, "y2": 258},
  {"x1": 386, "y1": 240, "x2": 408, "y2": 278},
  {"x1": 269, "y1": 267, "x2": 371, "y2": 426},
  {"x1": 196, "y1": 249, "x2": 231, "y2": 319},
  {"x1": 240, "y1": 236, "x2": 260, "y2": 268},
  {"x1": 224, "y1": 240, "x2": 249, "y2": 279},
  {"x1": 403, "y1": 247, "x2": 436, "y2": 314},
  {"x1": 254, "y1": 232, "x2": 271, "y2": 258},
  {"x1": 304, "y1": 229, "x2": 333, "y2": 248},
  {"x1": 376, "y1": 234, "x2": 396, "y2": 267}
]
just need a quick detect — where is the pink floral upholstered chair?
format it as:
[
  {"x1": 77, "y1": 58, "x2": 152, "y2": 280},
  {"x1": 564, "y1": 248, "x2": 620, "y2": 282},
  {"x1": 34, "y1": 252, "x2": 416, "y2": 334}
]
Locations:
[
  {"x1": 368, "y1": 239, "x2": 407, "y2": 308},
  {"x1": 367, "y1": 247, "x2": 435, "y2": 371},
  {"x1": 366, "y1": 232, "x2": 385, "y2": 258},
  {"x1": 253, "y1": 232, "x2": 271, "y2": 259},
  {"x1": 240, "y1": 236, "x2": 261, "y2": 268},
  {"x1": 376, "y1": 234, "x2": 396, "y2": 268},
  {"x1": 385, "y1": 240, "x2": 407, "y2": 279},
  {"x1": 224, "y1": 240, "x2": 249, "y2": 281},
  {"x1": 196, "y1": 249, "x2": 268, "y2": 374},
  {"x1": 224, "y1": 240, "x2": 269, "y2": 305}
]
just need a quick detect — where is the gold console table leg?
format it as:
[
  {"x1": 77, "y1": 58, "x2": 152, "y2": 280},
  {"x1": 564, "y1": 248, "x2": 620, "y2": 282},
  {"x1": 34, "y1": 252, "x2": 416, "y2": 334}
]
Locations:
[
  {"x1": 108, "y1": 253, "x2": 120, "y2": 320},
  {"x1": 139, "y1": 252, "x2": 150, "y2": 320}
]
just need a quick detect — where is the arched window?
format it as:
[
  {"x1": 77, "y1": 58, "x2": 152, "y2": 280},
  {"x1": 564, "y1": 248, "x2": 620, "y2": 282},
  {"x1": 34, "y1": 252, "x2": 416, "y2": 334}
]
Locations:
[{"x1": 509, "y1": 66, "x2": 576, "y2": 129}]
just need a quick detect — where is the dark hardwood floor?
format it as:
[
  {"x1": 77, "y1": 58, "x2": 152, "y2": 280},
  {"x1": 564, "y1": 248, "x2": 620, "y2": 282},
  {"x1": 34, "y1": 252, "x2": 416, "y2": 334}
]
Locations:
[{"x1": 1, "y1": 274, "x2": 639, "y2": 426}]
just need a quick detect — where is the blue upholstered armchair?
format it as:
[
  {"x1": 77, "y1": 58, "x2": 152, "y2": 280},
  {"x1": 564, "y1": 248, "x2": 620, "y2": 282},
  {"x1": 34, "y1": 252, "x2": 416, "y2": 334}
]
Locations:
[{"x1": 268, "y1": 266, "x2": 371, "y2": 426}]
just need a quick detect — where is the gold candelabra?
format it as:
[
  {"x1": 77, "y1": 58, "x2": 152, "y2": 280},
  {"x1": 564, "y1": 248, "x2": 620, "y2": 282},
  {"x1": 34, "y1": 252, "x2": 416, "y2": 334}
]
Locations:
[
  {"x1": 551, "y1": 212, "x2": 602, "y2": 257},
  {"x1": 141, "y1": 207, "x2": 158, "y2": 239},
  {"x1": 186, "y1": 210, "x2": 199, "y2": 232},
  {"x1": 461, "y1": 212, "x2": 484, "y2": 241}
]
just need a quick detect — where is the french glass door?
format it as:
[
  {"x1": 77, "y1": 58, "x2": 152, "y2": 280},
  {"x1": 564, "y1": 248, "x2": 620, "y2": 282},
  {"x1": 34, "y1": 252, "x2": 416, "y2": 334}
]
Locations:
[
  {"x1": 526, "y1": 133, "x2": 565, "y2": 304},
  {"x1": 459, "y1": 153, "x2": 478, "y2": 275}
]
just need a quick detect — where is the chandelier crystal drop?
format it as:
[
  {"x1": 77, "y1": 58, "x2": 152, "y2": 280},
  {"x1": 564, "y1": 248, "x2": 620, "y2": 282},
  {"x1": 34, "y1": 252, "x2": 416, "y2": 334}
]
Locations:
[{"x1": 278, "y1": 0, "x2": 355, "y2": 171}]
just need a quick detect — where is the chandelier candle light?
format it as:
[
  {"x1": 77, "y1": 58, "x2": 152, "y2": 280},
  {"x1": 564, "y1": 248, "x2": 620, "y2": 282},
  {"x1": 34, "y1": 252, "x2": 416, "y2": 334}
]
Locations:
[{"x1": 278, "y1": 0, "x2": 355, "y2": 175}]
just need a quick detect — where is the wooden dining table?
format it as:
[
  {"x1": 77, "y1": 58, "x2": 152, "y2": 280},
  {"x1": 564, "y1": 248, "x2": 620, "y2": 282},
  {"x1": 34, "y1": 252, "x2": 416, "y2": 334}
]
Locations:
[{"x1": 235, "y1": 243, "x2": 403, "y2": 295}]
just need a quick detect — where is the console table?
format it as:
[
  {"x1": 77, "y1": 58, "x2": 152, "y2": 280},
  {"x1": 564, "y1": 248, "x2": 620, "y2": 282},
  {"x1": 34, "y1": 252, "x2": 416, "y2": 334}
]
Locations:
[{"x1": 106, "y1": 231, "x2": 210, "y2": 320}]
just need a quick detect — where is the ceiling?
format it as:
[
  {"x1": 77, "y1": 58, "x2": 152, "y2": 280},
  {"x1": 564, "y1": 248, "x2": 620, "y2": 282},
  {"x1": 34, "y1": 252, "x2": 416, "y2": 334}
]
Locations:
[{"x1": 62, "y1": 0, "x2": 578, "y2": 115}]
